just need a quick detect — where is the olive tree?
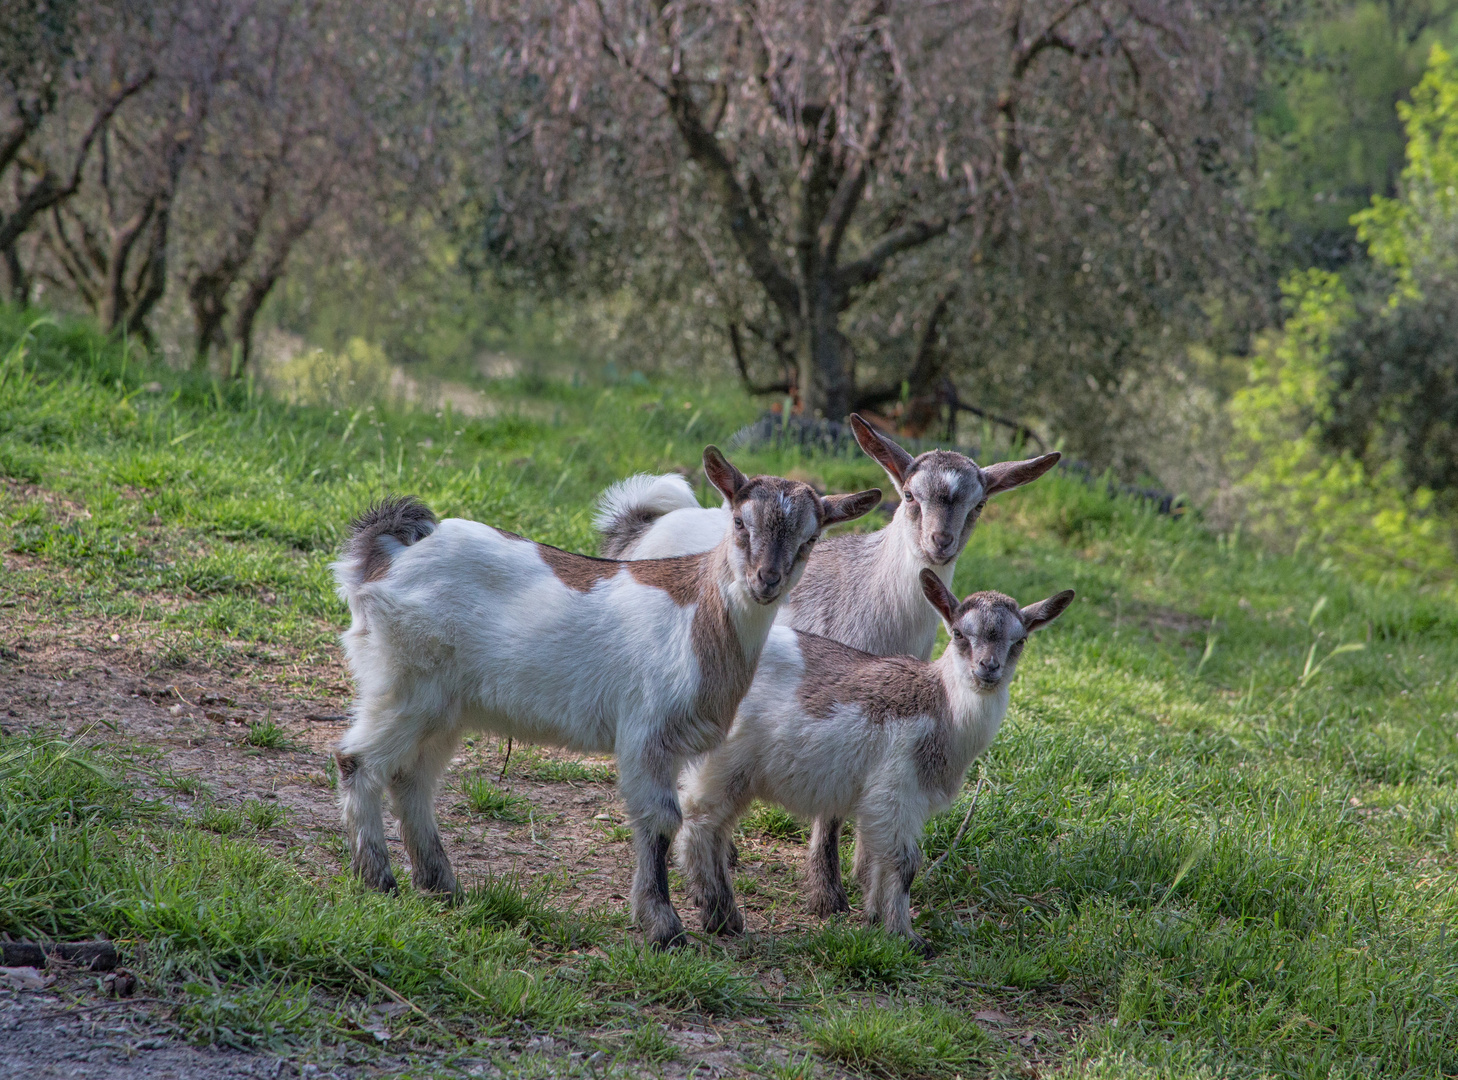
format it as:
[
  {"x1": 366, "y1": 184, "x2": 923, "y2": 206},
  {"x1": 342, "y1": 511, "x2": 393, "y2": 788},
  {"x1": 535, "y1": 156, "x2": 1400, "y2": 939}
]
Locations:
[
  {"x1": 0, "y1": 0, "x2": 153, "y2": 303},
  {"x1": 477, "y1": 0, "x2": 1266, "y2": 420}
]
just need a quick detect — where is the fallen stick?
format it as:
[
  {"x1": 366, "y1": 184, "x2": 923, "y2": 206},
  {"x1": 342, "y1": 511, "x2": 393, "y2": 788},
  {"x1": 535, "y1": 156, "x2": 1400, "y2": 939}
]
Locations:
[
  {"x1": 924, "y1": 773, "x2": 987, "y2": 879},
  {"x1": 1, "y1": 941, "x2": 119, "y2": 971}
]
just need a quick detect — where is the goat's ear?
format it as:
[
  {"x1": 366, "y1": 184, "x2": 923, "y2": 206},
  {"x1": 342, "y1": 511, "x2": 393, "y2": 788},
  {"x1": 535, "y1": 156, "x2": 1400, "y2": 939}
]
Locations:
[
  {"x1": 850, "y1": 414, "x2": 915, "y2": 491},
  {"x1": 821, "y1": 487, "x2": 882, "y2": 528},
  {"x1": 1020, "y1": 589, "x2": 1075, "y2": 633},
  {"x1": 919, "y1": 568, "x2": 958, "y2": 628},
  {"x1": 703, "y1": 446, "x2": 748, "y2": 501},
  {"x1": 982, "y1": 451, "x2": 1061, "y2": 497}
]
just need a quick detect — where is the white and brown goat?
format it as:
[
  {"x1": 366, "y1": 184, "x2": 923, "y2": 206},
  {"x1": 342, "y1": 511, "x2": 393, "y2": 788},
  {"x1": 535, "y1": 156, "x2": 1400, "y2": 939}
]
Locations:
[
  {"x1": 675, "y1": 570, "x2": 1074, "y2": 951},
  {"x1": 331, "y1": 448, "x2": 880, "y2": 946}
]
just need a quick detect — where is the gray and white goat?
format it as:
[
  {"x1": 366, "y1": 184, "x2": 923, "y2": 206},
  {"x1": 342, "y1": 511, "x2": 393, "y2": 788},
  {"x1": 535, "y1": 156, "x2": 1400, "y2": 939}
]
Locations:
[
  {"x1": 675, "y1": 570, "x2": 1074, "y2": 950},
  {"x1": 331, "y1": 448, "x2": 880, "y2": 946}
]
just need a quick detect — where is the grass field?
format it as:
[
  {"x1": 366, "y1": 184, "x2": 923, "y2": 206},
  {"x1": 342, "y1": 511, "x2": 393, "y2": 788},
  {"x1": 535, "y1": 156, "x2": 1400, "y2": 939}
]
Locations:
[{"x1": 2, "y1": 307, "x2": 1458, "y2": 1079}]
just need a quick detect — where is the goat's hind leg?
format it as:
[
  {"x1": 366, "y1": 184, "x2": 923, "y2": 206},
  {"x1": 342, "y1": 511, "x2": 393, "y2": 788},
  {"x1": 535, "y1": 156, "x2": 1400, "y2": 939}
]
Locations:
[
  {"x1": 390, "y1": 725, "x2": 462, "y2": 897},
  {"x1": 805, "y1": 816, "x2": 851, "y2": 918},
  {"x1": 334, "y1": 744, "x2": 396, "y2": 893}
]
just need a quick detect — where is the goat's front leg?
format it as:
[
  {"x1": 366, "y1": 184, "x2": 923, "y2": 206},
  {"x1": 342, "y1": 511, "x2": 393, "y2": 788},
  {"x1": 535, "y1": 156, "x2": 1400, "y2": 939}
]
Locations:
[
  {"x1": 884, "y1": 839, "x2": 931, "y2": 956},
  {"x1": 389, "y1": 726, "x2": 462, "y2": 897},
  {"x1": 805, "y1": 816, "x2": 851, "y2": 918},
  {"x1": 677, "y1": 762, "x2": 753, "y2": 936},
  {"x1": 618, "y1": 734, "x2": 687, "y2": 948},
  {"x1": 859, "y1": 816, "x2": 931, "y2": 956}
]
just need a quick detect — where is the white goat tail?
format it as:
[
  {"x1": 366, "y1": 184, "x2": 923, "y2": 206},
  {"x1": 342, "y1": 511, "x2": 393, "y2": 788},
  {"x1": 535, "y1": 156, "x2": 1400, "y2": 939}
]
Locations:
[
  {"x1": 334, "y1": 495, "x2": 438, "y2": 593},
  {"x1": 594, "y1": 473, "x2": 702, "y2": 558}
]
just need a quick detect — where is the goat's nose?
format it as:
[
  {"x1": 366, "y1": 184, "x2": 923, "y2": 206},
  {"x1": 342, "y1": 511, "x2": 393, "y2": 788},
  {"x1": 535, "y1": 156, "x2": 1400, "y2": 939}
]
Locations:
[
  {"x1": 931, "y1": 531, "x2": 954, "y2": 551},
  {"x1": 977, "y1": 661, "x2": 1001, "y2": 679},
  {"x1": 757, "y1": 568, "x2": 782, "y2": 588}
]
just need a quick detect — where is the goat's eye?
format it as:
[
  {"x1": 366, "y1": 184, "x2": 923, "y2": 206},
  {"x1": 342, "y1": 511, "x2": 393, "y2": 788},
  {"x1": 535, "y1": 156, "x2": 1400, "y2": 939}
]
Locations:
[
  {"x1": 903, "y1": 492, "x2": 916, "y2": 504},
  {"x1": 734, "y1": 516, "x2": 745, "y2": 530},
  {"x1": 952, "y1": 629, "x2": 964, "y2": 640}
]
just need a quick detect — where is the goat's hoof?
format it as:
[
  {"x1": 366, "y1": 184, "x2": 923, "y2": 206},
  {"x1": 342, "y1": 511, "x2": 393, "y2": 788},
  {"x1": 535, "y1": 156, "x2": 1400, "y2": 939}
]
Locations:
[
  {"x1": 642, "y1": 909, "x2": 687, "y2": 950},
  {"x1": 806, "y1": 892, "x2": 851, "y2": 919},
  {"x1": 411, "y1": 870, "x2": 460, "y2": 899},
  {"x1": 353, "y1": 861, "x2": 398, "y2": 893},
  {"x1": 647, "y1": 927, "x2": 688, "y2": 950},
  {"x1": 727, "y1": 841, "x2": 741, "y2": 869},
  {"x1": 906, "y1": 932, "x2": 936, "y2": 959},
  {"x1": 702, "y1": 904, "x2": 745, "y2": 937}
]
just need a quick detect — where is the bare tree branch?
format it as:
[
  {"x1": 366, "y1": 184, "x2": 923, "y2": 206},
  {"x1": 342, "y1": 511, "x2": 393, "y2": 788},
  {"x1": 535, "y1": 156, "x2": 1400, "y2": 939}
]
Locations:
[
  {"x1": 728, "y1": 321, "x2": 793, "y2": 394},
  {"x1": 0, "y1": 69, "x2": 154, "y2": 256},
  {"x1": 836, "y1": 207, "x2": 970, "y2": 293}
]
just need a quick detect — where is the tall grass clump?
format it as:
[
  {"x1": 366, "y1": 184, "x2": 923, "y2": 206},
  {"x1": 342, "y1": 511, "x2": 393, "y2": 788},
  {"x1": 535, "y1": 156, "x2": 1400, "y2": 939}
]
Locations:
[
  {"x1": 461, "y1": 775, "x2": 532, "y2": 822},
  {"x1": 808, "y1": 1005, "x2": 990, "y2": 1078}
]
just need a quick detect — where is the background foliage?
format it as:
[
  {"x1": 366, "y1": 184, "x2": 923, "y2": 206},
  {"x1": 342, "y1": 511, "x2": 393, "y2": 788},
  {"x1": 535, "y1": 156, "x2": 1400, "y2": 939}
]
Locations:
[{"x1": 4, "y1": 0, "x2": 1458, "y2": 572}]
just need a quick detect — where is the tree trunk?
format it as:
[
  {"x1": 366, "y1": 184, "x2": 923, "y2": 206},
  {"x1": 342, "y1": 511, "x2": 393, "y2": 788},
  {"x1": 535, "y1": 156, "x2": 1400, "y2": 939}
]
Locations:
[
  {"x1": 799, "y1": 278, "x2": 854, "y2": 418},
  {"x1": 1, "y1": 245, "x2": 27, "y2": 305},
  {"x1": 190, "y1": 274, "x2": 229, "y2": 370}
]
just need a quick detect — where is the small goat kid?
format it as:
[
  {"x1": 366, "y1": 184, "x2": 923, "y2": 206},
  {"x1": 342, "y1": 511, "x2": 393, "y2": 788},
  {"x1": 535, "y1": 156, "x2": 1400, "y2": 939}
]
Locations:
[
  {"x1": 676, "y1": 570, "x2": 1074, "y2": 951},
  {"x1": 332, "y1": 448, "x2": 880, "y2": 947}
]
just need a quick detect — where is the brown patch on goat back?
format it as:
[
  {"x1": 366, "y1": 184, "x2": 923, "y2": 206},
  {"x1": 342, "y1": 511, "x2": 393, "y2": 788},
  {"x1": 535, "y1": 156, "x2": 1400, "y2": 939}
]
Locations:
[
  {"x1": 534, "y1": 544, "x2": 624, "y2": 593},
  {"x1": 794, "y1": 632, "x2": 950, "y2": 726},
  {"x1": 628, "y1": 554, "x2": 707, "y2": 606}
]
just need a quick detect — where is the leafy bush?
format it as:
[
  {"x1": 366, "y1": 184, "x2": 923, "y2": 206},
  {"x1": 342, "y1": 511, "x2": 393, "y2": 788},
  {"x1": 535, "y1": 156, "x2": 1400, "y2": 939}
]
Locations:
[
  {"x1": 1228, "y1": 46, "x2": 1458, "y2": 584},
  {"x1": 1229, "y1": 271, "x2": 1454, "y2": 581}
]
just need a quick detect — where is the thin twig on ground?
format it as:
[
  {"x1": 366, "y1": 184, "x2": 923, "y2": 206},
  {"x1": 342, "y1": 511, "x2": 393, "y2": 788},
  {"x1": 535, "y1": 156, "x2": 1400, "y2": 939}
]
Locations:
[{"x1": 924, "y1": 772, "x2": 987, "y2": 878}]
